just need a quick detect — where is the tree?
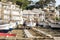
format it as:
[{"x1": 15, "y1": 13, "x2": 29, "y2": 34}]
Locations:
[
  {"x1": 41, "y1": 0, "x2": 56, "y2": 4},
  {"x1": 11, "y1": 0, "x2": 30, "y2": 9},
  {"x1": 16, "y1": 1, "x2": 23, "y2": 7},
  {"x1": 16, "y1": 0, "x2": 30, "y2": 9},
  {"x1": 36, "y1": 0, "x2": 56, "y2": 8}
]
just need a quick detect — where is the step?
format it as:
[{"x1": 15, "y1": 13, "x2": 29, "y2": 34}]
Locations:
[{"x1": 24, "y1": 29, "x2": 34, "y2": 38}]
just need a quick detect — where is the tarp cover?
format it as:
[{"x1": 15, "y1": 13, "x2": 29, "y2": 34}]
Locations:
[{"x1": 0, "y1": 33, "x2": 16, "y2": 37}]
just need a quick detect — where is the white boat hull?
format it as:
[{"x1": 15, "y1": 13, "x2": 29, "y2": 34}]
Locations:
[
  {"x1": 0, "y1": 22, "x2": 17, "y2": 30},
  {"x1": 26, "y1": 22, "x2": 36, "y2": 27},
  {"x1": 49, "y1": 23, "x2": 60, "y2": 28}
]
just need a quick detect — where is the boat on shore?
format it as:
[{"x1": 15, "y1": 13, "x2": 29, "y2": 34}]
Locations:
[
  {"x1": 48, "y1": 19, "x2": 60, "y2": 28},
  {"x1": 0, "y1": 20, "x2": 17, "y2": 33}
]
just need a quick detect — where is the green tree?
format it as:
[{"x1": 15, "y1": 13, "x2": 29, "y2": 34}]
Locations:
[
  {"x1": 36, "y1": 0, "x2": 56, "y2": 8},
  {"x1": 56, "y1": 17, "x2": 60, "y2": 21},
  {"x1": 41, "y1": 0, "x2": 56, "y2": 4},
  {"x1": 12, "y1": 0, "x2": 30, "y2": 9}
]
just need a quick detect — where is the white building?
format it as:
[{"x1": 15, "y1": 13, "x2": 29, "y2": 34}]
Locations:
[
  {"x1": 0, "y1": 2, "x2": 23, "y2": 25},
  {"x1": 55, "y1": 9, "x2": 60, "y2": 18},
  {"x1": 32, "y1": 8, "x2": 45, "y2": 22}
]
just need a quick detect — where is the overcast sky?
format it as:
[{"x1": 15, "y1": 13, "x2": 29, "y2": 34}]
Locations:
[
  {"x1": 56, "y1": 0, "x2": 60, "y2": 6},
  {"x1": 32, "y1": 0, "x2": 39, "y2": 2},
  {"x1": 32, "y1": 0, "x2": 60, "y2": 6}
]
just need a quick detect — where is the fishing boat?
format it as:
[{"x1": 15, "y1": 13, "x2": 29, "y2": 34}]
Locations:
[
  {"x1": 0, "y1": 20, "x2": 17, "y2": 33},
  {"x1": 48, "y1": 19, "x2": 60, "y2": 28}
]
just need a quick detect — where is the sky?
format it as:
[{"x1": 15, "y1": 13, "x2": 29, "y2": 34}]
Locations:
[
  {"x1": 32, "y1": 0, "x2": 60, "y2": 6},
  {"x1": 32, "y1": 0, "x2": 39, "y2": 2},
  {"x1": 56, "y1": 0, "x2": 60, "y2": 6}
]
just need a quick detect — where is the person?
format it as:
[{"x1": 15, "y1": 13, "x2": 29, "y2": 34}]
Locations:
[
  {"x1": 23, "y1": 20, "x2": 26, "y2": 29},
  {"x1": 36, "y1": 21, "x2": 39, "y2": 27},
  {"x1": 16, "y1": 22, "x2": 18, "y2": 29}
]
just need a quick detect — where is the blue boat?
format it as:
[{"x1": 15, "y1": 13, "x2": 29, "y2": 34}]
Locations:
[{"x1": 0, "y1": 20, "x2": 17, "y2": 33}]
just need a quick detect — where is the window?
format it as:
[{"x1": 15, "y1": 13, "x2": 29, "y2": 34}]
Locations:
[{"x1": 50, "y1": 14, "x2": 53, "y2": 16}]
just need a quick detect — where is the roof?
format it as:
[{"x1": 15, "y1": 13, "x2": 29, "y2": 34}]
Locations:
[
  {"x1": 32, "y1": 8, "x2": 42, "y2": 13},
  {"x1": 22, "y1": 10, "x2": 40, "y2": 14}
]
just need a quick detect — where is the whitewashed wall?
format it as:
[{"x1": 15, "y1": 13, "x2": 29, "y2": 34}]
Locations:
[
  {"x1": 0, "y1": 2, "x2": 23, "y2": 24},
  {"x1": 56, "y1": 10, "x2": 60, "y2": 18},
  {"x1": 11, "y1": 16, "x2": 20, "y2": 20},
  {"x1": 0, "y1": 9, "x2": 2, "y2": 18},
  {"x1": 0, "y1": 2, "x2": 2, "y2": 19},
  {"x1": 11, "y1": 9, "x2": 23, "y2": 24},
  {"x1": 0, "y1": 2, "x2": 2, "y2": 8},
  {"x1": 11, "y1": 10, "x2": 20, "y2": 15},
  {"x1": 4, "y1": 15, "x2": 10, "y2": 20},
  {"x1": 3, "y1": 9, "x2": 10, "y2": 20},
  {"x1": 11, "y1": 5, "x2": 16, "y2": 9},
  {"x1": 4, "y1": 9, "x2": 10, "y2": 15}
]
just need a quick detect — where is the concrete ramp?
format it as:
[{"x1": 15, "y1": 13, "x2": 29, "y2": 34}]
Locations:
[
  {"x1": 24, "y1": 29, "x2": 34, "y2": 38},
  {"x1": 32, "y1": 28, "x2": 53, "y2": 38}
]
